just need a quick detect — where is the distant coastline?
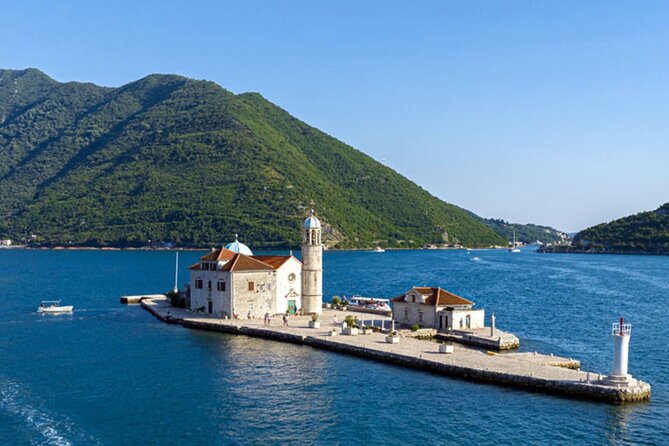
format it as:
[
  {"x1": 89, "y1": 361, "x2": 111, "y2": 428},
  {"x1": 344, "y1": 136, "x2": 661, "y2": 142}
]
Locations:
[{"x1": 538, "y1": 246, "x2": 669, "y2": 256}]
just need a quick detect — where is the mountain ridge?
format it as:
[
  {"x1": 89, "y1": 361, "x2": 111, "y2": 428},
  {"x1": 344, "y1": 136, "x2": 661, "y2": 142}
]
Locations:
[{"x1": 0, "y1": 68, "x2": 508, "y2": 249}]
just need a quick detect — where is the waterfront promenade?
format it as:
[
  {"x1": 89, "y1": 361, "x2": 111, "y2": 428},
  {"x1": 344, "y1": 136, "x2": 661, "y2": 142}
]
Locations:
[{"x1": 138, "y1": 296, "x2": 651, "y2": 404}]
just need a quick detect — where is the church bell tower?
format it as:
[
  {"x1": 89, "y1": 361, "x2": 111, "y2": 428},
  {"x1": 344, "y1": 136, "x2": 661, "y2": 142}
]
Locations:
[{"x1": 301, "y1": 210, "x2": 323, "y2": 315}]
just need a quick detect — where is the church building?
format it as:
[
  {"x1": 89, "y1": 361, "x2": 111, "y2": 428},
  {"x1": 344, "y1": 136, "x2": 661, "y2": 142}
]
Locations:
[{"x1": 186, "y1": 213, "x2": 323, "y2": 318}]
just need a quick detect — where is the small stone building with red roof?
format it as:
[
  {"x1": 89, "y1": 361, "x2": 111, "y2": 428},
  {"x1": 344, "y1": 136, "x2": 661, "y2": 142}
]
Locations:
[{"x1": 391, "y1": 287, "x2": 485, "y2": 330}]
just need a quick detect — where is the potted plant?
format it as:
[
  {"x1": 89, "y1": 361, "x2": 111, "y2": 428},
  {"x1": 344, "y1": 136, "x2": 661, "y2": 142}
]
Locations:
[
  {"x1": 385, "y1": 320, "x2": 400, "y2": 344},
  {"x1": 331, "y1": 296, "x2": 342, "y2": 309},
  {"x1": 342, "y1": 315, "x2": 359, "y2": 335},
  {"x1": 308, "y1": 313, "x2": 321, "y2": 329},
  {"x1": 385, "y1": 330, "x2": 400, "y2": 344}
]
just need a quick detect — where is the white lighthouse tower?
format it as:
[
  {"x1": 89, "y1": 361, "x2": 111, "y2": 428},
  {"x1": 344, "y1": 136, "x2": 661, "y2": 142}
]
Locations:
[
  {"x1": 301, "y1": 210, "x2": 323, "y2": 315},
  {"x1": 612, "y1": 317, "x2": 632, "y2": 377},
  {"x1": 605, "y1": 316, "x2": 635, "y2": 386}
]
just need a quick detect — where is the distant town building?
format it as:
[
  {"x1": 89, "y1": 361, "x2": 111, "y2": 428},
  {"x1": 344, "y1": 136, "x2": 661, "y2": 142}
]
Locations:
[
  {"x1": 186, "y1": 213, "x2": 323, "y2": 318},
  {"x1": 0, "y1": 239, "x2": 12, "y2": 247},
  {"x1": 391, "y1": 287, "x2": 484, "y2": 330}
]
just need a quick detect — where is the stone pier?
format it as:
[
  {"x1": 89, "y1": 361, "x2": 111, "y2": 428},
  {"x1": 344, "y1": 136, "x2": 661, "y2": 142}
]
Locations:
[{"x1": 138, "y1": 296, "x2": 651, "y2": 404}]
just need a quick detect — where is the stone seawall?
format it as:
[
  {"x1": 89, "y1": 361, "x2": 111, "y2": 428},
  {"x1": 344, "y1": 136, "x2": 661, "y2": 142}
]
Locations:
[{"x1": 140, "y1": 298, "x2": 651, "y2": 404}]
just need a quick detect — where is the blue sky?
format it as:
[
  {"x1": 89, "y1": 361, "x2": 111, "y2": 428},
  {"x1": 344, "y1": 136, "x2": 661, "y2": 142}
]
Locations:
[{"x1": 2, "y1": 1, "x2": 668, "y2": 232}]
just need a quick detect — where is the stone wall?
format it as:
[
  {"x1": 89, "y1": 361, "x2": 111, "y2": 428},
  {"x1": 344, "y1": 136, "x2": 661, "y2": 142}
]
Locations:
[{"x1": 231, "y1": 270, "x2": 276, "y2": 318}]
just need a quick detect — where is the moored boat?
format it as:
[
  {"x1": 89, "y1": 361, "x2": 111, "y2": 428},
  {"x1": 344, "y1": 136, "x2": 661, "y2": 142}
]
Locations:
[
  {"x1": 37, "y1": 300, "x2": 73, "y2": 314},
  {"x1": 349, "y1": 296, "x2": 391, "y2": 311}
]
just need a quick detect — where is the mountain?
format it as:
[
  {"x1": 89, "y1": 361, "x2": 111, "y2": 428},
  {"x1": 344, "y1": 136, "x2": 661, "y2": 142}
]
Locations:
[
  {"x1": 476, "y1": 218, "x2": 570, "y2": 245},
  {"x1": 540, "y1": 203, "x2": 669, "y2": 254},
  {"x1": 0, "y1": 68, "x2": 506, "y2": 249}
]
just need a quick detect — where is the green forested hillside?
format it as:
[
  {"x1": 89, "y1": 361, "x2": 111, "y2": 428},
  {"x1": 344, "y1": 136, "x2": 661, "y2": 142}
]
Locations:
[
  {"x1": 0, "y1": 68, "x2": 506, "y2": 249},
  {"x1": 566, "y1": 204, "x2": 669, "y2": 253},
  {"x1": 477, "y1": 218, "x2": 570, "y2": 245}
]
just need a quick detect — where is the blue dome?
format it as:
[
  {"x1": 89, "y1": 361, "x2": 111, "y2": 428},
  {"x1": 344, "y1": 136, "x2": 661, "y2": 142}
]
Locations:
[
  {"x1": 303, "y1": 211, "x2": 321, "y2": 229},
  {"x1": 225, "y1": 235, "x2": 253, "y2": 255}
]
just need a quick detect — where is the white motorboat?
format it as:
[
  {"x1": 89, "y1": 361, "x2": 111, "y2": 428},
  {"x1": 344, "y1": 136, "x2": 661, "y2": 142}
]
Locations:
[
  {"x1": 349, "y1": 296, "x2": 391, "y2": 312},
  {"x1": 373, "y1": 247, "x2": 385, "y2": 253},
  {"x1": 37, "y1": 300, "x2": 73, "y2": 314}
]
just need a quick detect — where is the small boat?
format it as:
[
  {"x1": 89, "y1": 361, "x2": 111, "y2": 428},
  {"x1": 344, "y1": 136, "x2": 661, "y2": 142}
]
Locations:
[
  {"x1": 37, "y1": 300, "x2": 73, "y2": 314},
  {"x1": 508, "y1": 230, "x2": 521, "y2": 253},
  {"x1": 373, "y1": 247, "x2": 385, "y2": 253},
  {"x1": 349, "y1": 296, "x2": 391, "y2": 311}
]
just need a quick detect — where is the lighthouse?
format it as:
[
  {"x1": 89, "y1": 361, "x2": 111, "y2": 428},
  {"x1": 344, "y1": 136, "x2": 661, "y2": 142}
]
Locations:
[
  {"x1": 603, "y1": 316, "x2": 638, "y2": 387},
  {"x1": 611, "y1": 317, "x2": 632, "y2": 378},
  {"x1": 301, "y1": 210, "x2": 323, "y2": 315}
]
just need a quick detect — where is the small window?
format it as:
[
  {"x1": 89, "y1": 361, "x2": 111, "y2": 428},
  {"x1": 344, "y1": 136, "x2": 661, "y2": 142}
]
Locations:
[
  {"x1": 418, "y1": 311, "x2": 423, "y2": 323},
  {"x1": 248, "y1": 281, "x2": 255, "y2": 291},
  {"x1": 267, "y1": 283, "x2": 272, "y2": 291},
  {"x1": 404, "y1": 308, "x2": 409, "y2": 320},
  {"x1": 288, "y1": 273, "x2": 296, "y2": 282},
  {"x1": 217, "y1": 281, "x2": 226, "y2": 292},
  {"x1": 195, "y1": 278, "x2": 203, "y2": 289}
]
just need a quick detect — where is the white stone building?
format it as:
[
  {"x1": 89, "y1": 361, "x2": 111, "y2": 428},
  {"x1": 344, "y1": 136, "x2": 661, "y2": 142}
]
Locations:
[
  {"x1": 391, "y1": 287, "x2": 485, "y2": 331},
  {"x1": 186, "y1": 214, "x2": 323, "y2": 318}
]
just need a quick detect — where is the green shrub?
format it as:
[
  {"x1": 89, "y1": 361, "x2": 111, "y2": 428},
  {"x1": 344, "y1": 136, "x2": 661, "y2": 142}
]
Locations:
[
  {"x1": 344, "y1": 315, "x2": 359, "y2": 328},
  {"x1": 411, "y1": 325, "x2": 420, "y2": 332},
  {"x1": 331, "y1": 296, "x2": 342, "y2": 306},
  {"x1": 165, "y1": 289, "x2": 185, "y2": 308}
]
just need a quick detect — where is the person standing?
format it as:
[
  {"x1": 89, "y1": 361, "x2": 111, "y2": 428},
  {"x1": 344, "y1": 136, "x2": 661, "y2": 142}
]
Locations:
[{"x1": 283, "y1": 313, "x2": 289, "y2": 326}]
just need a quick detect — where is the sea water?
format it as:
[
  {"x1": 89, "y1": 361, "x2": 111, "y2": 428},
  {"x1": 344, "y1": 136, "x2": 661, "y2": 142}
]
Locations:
[{"x1": 0, "y1": 249, "x2": 667, "y2": 445}]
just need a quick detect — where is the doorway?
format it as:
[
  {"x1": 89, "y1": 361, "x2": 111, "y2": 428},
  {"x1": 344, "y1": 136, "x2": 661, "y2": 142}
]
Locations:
[
  {"x1": 208, "y1": 301, "x2": 213, "y2": 314},
  {"x1": 288, "y1": 300, "x2": 296, "y2": 314}
]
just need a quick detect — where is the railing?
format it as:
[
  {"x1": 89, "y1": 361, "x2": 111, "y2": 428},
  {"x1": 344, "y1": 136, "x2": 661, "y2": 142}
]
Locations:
[{"x1": 612, "y1": 323, "x2": 631, "y2": 336}]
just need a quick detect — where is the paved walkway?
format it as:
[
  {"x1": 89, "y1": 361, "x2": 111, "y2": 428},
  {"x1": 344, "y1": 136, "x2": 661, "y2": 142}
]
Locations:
[{"x1": 141, "y1": 297, "x2": 651, "y2": 403}]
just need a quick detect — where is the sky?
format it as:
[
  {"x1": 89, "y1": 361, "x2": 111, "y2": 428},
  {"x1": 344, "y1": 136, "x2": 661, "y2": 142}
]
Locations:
[{"x1": 1, "y1": 0, "x2": 668, "y2": 232}]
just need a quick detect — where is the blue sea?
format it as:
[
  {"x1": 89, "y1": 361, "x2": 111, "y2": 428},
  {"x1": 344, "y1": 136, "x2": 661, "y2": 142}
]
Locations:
[{"x1": 0, "y1": 248, "x2": 668, "y2": 445}]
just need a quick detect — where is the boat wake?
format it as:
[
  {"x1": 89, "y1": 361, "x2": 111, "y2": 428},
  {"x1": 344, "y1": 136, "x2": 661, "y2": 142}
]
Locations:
[{"x1": 0, "y1": 378, "x2": 98, "y2": 446}]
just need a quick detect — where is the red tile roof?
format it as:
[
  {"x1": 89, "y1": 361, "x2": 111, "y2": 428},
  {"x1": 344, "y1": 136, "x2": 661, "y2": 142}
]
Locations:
[
  {"x1": 251, "y1": 255, "x2": 299, "y2": 269},
  {"x1": 190, "y1": 249, "x2": 298, "y2": 272},
  {"x1": 200, "y1": 248, "x2": 236, "y2": 262},
  {"x1": 391, "y1": 287, "x2": 474, "y2": 306},
  {"x1": 219, "y1": 253, "x2": 275, "y2": 272}
]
